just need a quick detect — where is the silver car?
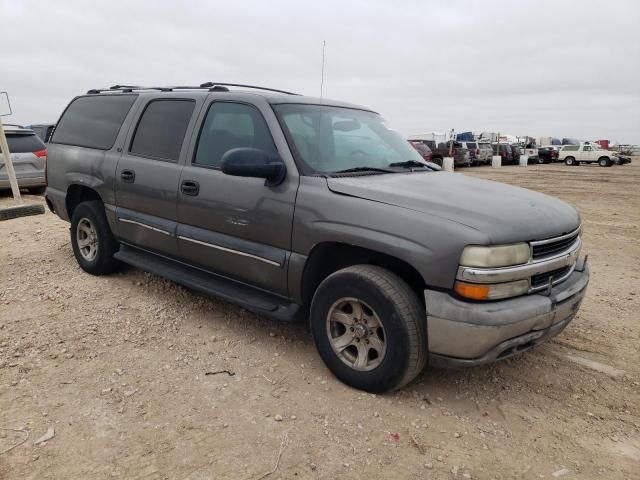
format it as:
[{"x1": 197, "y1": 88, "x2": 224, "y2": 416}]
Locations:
[
  {"x1": 0, "y1": 125, "x2": 47, "y2": 193},
  {"x1": 477, "y1": 142, "x2": 493, "y2": 164}
]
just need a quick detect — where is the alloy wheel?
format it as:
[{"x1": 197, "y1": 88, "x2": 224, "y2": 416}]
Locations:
[{"x1": 326, "y1": 297, "x2": 387, "y2": 371}]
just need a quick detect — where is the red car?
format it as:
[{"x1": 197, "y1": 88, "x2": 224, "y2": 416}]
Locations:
[{"x1": 409, "y1": 140, "x2": 432, "y2": 162}]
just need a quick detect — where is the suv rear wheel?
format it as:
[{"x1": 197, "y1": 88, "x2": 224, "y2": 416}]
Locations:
[
  {"x1": 598, "y1": 157, "x2": 611, "y2": 167},
  {"x1": 310, "y1": 265, "x2": 427, "y2": 392},
  {"x1": 565, "y1": 156, "x2": 576, "y2": 166},
  {"x1": 70, "y1": 200, "x2": 120, "y2": 275}
]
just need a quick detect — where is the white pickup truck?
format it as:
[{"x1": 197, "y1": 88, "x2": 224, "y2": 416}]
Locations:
[{"x1": 559, "y1": 143, "x2": 619, "y2": 167}]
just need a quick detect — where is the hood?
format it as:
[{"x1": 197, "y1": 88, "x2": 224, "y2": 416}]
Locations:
[{"x1": 326, "y1": 172, "x2": 580, "y2": 244}]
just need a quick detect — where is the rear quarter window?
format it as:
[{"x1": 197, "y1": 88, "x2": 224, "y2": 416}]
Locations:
[
  {"x1": 562, "y1": 145, "x2": 579, "y2": 151},
  {"x1": 51, "y1": 95, "x2": 137, "y2": 150},
  {"x1": 129, "y1": 99, "x2": 195, "y2": 161},
  {"x1": 0, "y1": 134, "x2": 45, "y2": 153}
]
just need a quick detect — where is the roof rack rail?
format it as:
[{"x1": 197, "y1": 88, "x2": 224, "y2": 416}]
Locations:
[
  {"x1": 87, "y1": 83, "x2": 298, "y2": 95},
  {"x1": 198, "y1": 82, "x2": 298, "y2": 95}
]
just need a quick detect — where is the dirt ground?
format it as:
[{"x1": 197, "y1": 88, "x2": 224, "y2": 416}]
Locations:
[{"x1": 1, "y1": 161, "x2": 639, "y2": 480}]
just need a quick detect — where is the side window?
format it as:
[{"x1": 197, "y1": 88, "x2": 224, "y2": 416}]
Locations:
[
  {"x1": 130, "y1": 100, "x2": 195, "y2": 161},
  {"x1": 51, "y1": 95, "x2": 137, "y2": 150},
  {"x1": 194, "y1": 102, "x2": 277, "y2": 168},
  {"x1": 583, "y1": 146, "x2": 592, "y2": 151}
]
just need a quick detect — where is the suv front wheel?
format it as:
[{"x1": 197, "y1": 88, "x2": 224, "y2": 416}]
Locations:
[
  {"x1": 310, "y1": 265, "x2": 427, "y2": 392},
  {"x1": 70, "y1": 200, "x2": 120, "y2": 275}
]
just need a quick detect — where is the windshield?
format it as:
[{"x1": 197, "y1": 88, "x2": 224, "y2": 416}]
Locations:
[{"x1": 273, "y1": 104, "x2": 426, "y2": 174}]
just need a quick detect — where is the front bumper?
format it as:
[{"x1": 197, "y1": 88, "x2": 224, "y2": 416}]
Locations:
[{"x1": 425, "y1": 257, "x2": 589, "y2": 368}]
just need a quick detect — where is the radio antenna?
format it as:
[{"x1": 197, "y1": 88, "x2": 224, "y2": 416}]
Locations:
[{"x1": 320, "y1": 40, "x2": 326, "y2": 100}]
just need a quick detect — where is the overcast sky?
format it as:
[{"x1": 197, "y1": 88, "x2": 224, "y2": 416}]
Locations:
[{"x1": 1, "y1": 0, "x2": 639, "y2": 144}]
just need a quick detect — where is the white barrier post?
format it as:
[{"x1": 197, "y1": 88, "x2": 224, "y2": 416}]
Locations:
[
  {"x1": 492, "y1": 155, "x2": 502, "y2": 168},
  {"x1": 519, "y1": 155, "x2": 529, "y2": 166},
  {"x1": 443, "y1": 157, "x2": 454, "y2": 172}
]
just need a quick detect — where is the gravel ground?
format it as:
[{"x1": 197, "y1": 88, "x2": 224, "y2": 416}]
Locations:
[{"x1": 1, "y1": 161, "x2": 639, "y2": 480}]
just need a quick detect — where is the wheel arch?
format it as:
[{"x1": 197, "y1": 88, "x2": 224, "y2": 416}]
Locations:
[
  {"x1": 66, "y1": 184, "x2": 103, "y2": 219},
  {"x1": 300, "y1": 242, "x2": 427, "y2": 309}
]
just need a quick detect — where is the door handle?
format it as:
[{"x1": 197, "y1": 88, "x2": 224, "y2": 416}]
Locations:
[
  {"x1": 181, "y1": 180, "x2": 199, "y2": 196},
  {"x1": 121, "y1": 169, "x2": 136, "y2": 183}
]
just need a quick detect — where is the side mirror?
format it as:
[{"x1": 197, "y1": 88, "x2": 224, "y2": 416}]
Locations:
[{"x1": 221, "y1": 148, "x2": 286, "y2": 187}]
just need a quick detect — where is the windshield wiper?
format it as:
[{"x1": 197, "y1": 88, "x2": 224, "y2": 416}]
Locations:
[
  {"x1": 388, "y1": 160, "x2": 429, "y2": 168},
  {"x1": 332, "y1": 166, "x2": 395, "y2": 174},
  {"x1": 389, "y1": 160, "x2": 440, "y2": 171}
]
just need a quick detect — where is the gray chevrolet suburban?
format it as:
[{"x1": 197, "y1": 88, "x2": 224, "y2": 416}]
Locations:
[{"x1": 45, "y1": 83, "x2": 589, "y2": 392}]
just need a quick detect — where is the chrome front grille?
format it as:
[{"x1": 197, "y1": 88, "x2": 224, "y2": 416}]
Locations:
[
  {"x1": 531, "y1": 228, "x2": 581, "y2": 260},
  {"x1": 531, "y1": 266, "x2": 572, "y2": 289}
]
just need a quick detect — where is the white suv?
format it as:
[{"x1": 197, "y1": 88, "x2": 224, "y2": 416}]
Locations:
[{"x1": 559, "y1": 143, "x2": 618, "y2": 167}]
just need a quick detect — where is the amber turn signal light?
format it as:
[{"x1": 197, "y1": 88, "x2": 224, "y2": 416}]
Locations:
[{"x1": 454, "y1": 281, "x2": 490, "y2": 300}]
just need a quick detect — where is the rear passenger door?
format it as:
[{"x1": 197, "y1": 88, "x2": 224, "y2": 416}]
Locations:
[
  {"x1": 115, "y1": 96, "x2": 201, "y2": 256},
  {"x1": 176, "y1": 100, "x2": 298, "y2": 296}
]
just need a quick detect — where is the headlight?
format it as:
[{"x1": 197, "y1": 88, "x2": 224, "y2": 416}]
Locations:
[
  {"x1": 459, "y1": 243, "x2": 530, "y2": 268},
  {"x1": 454, "y1": 279, "x2": 529, "y2": 300}
]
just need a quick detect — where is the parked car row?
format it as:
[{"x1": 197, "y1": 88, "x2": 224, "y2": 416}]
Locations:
[{"x1": 411, "y1": 137, "x2": 631, "y2": 168}]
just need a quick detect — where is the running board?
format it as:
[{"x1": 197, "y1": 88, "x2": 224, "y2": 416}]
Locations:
[{"x1": 114, "y1": 244, "x2": 302, "y2": 322}]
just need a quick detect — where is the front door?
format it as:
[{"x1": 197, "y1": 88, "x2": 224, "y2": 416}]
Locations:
[
  {"x1": 176, "y1": 100, "x2": 298, "y2": 296},
  {"x1": 115, "y1": 97, "x2": 199, "y2": 256},
  {"x1": 582, "y1": 145, "x2": 595, "y2": 162}
]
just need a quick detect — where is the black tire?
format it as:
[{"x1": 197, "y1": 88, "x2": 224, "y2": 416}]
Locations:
[
  {"x1": 598, "y1": 157, "x2": 611, "y2": 167},
  {"x1": 565, "y1": 156, "x2": 576, "y2": 166},
  {"x1": 28, "y1": 186, "x2": 47, "y2": 195},
  {"x1": 310, "y1": 265, "x2": 427, "y2": 392},
  {"x1": 70, "y1": 200, "x2": 120, "y2": 275}
]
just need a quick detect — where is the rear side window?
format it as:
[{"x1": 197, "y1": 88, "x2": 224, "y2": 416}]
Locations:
[
  {"x1": 130, "y1": 100, "x2": 195, "y2": 161},
  {"x1": 51, "y1": 95, "x2": 137, "y2": 150},
  {"x1": 194, "y1": 102, "x2": 277, "y2": 168},
  {"x1": 563, "y1": 145, "x2": 579, "y2": 151},
  {"x1": 0, "y1": 134, "x2": 45, "y2": 153}
]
